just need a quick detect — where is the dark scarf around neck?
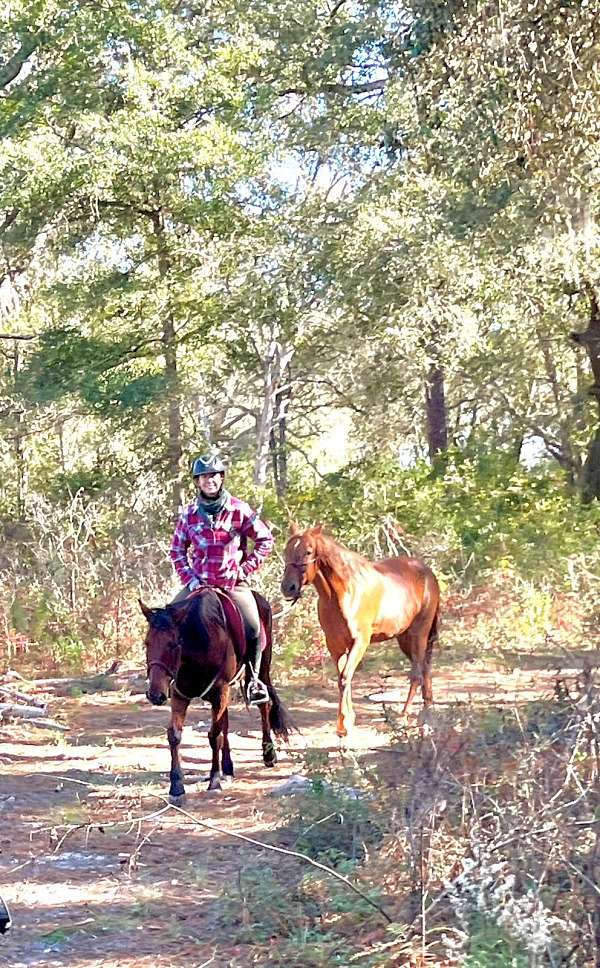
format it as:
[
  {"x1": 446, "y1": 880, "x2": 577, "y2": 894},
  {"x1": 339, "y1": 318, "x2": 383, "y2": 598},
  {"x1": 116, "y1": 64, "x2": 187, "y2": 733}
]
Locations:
[{"x1": 197, "y1": 488, "x2": 229, "y2": 519}]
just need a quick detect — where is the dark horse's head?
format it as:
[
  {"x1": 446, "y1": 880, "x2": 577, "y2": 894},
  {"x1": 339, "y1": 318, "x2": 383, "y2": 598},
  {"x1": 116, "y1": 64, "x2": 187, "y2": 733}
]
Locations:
[
  {"x1": 280, "y1": 523, "x2": 322, "y2": 601},
  {"x1": 139, "y1": 600, "x2": 190, "y2": 706}
]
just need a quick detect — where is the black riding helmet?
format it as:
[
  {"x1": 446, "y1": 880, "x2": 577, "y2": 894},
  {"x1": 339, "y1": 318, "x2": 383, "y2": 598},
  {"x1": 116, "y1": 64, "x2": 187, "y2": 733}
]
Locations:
[{"x1": 192, "y1": 454, "x2": 226, "y2": 477}]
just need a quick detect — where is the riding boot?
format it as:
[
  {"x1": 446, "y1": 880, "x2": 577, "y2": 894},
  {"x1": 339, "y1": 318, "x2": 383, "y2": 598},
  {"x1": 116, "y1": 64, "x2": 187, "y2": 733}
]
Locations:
[{"x1": 246, "y1": 639, "x2": 269, "y2": 706}]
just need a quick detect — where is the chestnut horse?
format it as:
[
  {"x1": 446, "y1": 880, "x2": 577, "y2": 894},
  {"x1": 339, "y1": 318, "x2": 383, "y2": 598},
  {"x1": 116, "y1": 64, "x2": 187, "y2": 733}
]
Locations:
[
  {"x1": 140, "y1": 590, "x2": 290, "y2": 799},
  {"x1": 280, "y1": 525, "x2": 439, "y2": 741}
]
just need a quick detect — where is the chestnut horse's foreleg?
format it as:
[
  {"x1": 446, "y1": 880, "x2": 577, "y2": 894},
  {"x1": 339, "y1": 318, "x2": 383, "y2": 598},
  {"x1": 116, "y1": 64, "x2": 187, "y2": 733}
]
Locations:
[
  {"x1": 258, "y1": 699, "x2": 277, "y2": 767},
  {"x1": 168, "y1": 693, "x2": 190, "y2": 804},
  {"x1": 336, "y1": 636, "x2": 370, "y2": 742},
  {"x1": 207, "y1": 685, "x2": 230, "y2": 792}
]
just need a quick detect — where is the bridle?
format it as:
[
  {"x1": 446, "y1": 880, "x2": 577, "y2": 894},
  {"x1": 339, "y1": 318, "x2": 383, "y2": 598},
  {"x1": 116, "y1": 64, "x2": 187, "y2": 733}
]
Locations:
[
  {"x1": 283, "y1": 553, "x2": 319, "y2": 603},
  {"x1": 147, "y1": 658, "x2": 178, "y2": 680}
]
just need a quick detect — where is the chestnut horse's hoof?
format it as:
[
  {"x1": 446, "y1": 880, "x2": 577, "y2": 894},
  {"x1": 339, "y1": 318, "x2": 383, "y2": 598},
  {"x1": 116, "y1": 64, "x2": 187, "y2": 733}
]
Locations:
[{"x1": 169, "y1": 793, "x2": 186, "y2": 806}]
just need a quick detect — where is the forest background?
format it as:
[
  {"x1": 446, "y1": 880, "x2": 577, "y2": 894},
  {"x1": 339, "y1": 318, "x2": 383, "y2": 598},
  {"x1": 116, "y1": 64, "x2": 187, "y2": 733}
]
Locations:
[{"x1": 0, "y1": 0, "x2": 599, "y2": 672}]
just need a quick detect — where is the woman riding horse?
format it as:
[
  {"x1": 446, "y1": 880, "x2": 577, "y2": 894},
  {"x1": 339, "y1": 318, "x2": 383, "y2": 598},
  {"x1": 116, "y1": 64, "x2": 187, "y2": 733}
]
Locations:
[{"x1": 169, "y1": 454, "x2": 272, "y2": 706}]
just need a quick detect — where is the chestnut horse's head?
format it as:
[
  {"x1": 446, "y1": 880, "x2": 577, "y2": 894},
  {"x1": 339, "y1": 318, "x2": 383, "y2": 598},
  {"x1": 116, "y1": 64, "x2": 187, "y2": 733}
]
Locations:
[
  {"x1": 280, "y1": 524, "x2": 322, "y2": 601},
  {"x1": 139, "y1": 600, "x2": 188, "y2": 706}
]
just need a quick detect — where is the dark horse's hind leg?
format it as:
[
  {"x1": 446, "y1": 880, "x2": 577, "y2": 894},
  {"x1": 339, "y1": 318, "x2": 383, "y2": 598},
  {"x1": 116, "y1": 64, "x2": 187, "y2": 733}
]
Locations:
[
  {"x1": 207, "y1": 685, "x2": 231, "y2": 792},
  {"x1": 258, "y1": 700, "x2": 277, "y2": 767},
  {"x1": 168, "y1": 693, "x2": 190, "y2": 804},
  {"x1": 220, "y1": 707, "x2": 234, "y2": 782}
]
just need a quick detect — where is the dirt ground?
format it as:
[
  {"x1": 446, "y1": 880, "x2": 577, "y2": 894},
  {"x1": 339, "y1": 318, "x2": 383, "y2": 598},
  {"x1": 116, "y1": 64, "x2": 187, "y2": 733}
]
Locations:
[{"x1": 0, "y1": 653, "x2": 584, "y2": 968}]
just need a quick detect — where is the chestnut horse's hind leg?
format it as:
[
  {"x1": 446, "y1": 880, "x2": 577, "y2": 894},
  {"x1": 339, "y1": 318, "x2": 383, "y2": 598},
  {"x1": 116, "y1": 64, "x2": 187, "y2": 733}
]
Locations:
[
  {"x1": 207, "y1": 684, "x2": 231, "y2": 793},
  {"x1": 397, "y1": 612, "x2": 437, "y2": 729},
  {"x1": 168, "y1": 693, "x2": 190, "y2": 804}
]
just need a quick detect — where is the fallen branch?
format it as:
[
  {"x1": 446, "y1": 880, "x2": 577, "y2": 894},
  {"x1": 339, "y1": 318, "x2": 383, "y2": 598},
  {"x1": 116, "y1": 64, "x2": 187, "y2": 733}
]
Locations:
[
  {"x1": 15, "y1": 669, "x2": 144, "y2": 689},
  {"x1": 19, "y1": 718, "x2": 68, "y2": 732},
  {"x1": 161, "y1": 798, "x2": 393, "y2": 923},
  {"x1": 0, "y1": 703, "x2": 48, "y2": 719},
  {"x1": 0, "y1": 687, "x2": 47, "y2": 708},
  {"x1": 32, "y1": 793, "x2": 393, "y2": 924}
]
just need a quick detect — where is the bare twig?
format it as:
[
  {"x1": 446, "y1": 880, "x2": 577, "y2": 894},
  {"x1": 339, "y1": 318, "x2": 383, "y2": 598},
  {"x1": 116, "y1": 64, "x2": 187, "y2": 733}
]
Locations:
[{"x1": 160, "y1": 798, "x2": 393, "y2": 923}]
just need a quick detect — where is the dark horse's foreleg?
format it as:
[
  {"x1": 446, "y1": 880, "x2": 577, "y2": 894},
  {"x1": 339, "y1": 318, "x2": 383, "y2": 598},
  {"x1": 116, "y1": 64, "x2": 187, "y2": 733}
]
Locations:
[
  {"x1": 207, "y1": 684, "x2": 231, "y2": 792},
  {"x1": 168, "y1": 693, "x2": 190, "y2": 804}
]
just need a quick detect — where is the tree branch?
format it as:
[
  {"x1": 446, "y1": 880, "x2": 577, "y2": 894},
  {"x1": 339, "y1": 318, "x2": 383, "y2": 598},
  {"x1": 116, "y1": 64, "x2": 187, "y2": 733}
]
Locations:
[
  {"x1": 0, "y1": 333, "x2": 38, "y2": 341},
  {"x1": 278, "y1": 78, "x2": 387, "y2": 98},
  {"x1": 0, "y1": 34, "x2": 39, "y2": 91}
]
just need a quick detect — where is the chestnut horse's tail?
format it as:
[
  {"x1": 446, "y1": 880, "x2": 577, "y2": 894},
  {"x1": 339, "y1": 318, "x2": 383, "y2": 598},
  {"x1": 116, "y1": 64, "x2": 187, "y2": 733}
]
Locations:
[{"x1": 267, "y1": 683, "x2": 293, "y2": 743}]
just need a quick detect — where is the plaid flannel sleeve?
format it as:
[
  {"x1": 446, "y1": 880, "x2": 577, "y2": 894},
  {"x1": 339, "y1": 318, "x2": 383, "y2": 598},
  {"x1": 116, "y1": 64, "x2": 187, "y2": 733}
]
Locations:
[
  {"x1": 169, "y1": 513, "x2": 195, "y2": 585},
  {"x1": 239, "y1": 510, "x2": 274, "y2": 577}
]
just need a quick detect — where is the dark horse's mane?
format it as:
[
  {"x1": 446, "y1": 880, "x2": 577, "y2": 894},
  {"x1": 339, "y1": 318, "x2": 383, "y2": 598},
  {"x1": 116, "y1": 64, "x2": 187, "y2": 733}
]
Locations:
[
  {"x1": 310, "y1": 528, "x2": 370, "y2": 584},
  {"x1": 149, "y1": 592, "x2": 226, "y2": 653}
]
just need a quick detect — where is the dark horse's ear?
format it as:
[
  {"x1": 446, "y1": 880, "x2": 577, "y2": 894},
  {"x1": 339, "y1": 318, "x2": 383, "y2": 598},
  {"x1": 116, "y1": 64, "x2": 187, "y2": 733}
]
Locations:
[
  {"x1": 168, "y1": 598, "x2": 195, "y2": 625},
  {"x1": 138, "y1": 599, "x2": 154, "y2": 622},
  {"x1": 289, "y1": 521, "x2": 301, "y2": 536},
  {"x1": 312, "y1": 523, "x2": 324, "y2": 536}
]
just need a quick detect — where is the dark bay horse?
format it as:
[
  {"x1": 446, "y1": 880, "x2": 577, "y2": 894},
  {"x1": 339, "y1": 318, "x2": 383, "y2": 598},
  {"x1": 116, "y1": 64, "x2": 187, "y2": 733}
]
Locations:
[
  {"x1": 280, "y1": 525, "x2": 440, "y2": 741},
  {"x1": 139, "y1": 590, "x2": 290, "y2": 800}
]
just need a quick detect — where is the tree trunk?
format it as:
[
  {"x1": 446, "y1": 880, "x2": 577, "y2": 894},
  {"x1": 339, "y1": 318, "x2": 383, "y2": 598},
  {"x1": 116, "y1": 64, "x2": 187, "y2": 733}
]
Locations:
[
  {"x1": 535, "y1": 322, "x2": 579, "y2": 484},
  {"x1": 152, "y1": 210, "x2": 184, "y2": 517},
  {"x1": 571, "y1": 286, "x2": 600, "y2": 502},
  {"x1": 12, "y1": 342, "x2": 27, "y2": 519},
  {"x1": 253, "y1": 330, "x2": 294, "y2": 488},
  {"x1": 425, "y1": 362, "x2": 448, "y2": 462},
  {"x1": 270, "y1": 384, "x2": 290, "y2": 498}
]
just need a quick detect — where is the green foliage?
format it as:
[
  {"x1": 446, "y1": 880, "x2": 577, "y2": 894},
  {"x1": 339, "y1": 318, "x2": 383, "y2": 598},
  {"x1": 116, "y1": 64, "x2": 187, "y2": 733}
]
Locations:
[
  {"x1": 280, "y1": 757, "x2": 384, "y2": 869},
  {"x1": 464, "y1": 916, "x2": 529, "y2": 968},
  {"x1": 286, "y1": 449, "x2": 600, "y2": 589}
]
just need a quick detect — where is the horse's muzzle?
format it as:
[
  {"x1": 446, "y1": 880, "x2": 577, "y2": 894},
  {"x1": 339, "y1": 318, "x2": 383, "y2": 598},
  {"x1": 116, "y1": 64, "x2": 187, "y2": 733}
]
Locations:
[
  {"x1": 280, "y1": 580, "x2": 301, "y2": 602},
  {"x1": 146, "y1": 689, "x2": 168, "y2": 706}
]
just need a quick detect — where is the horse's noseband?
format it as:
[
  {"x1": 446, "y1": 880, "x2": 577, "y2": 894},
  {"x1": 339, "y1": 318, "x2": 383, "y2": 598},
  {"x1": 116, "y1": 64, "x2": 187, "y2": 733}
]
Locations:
[
  {"x1": 147, "y1": 659, "x2": 178, "y2": 682},
  {"x1": 286, "y1": 555, "x2": 318, "y2": 599}
]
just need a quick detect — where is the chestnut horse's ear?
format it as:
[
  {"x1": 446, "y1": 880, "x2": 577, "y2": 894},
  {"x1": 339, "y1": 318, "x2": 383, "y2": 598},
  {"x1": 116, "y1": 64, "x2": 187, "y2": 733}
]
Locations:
[
  {"x1": 289, "y1": 521, "x2": 300, "y2": 536},
  {"x1": 312, "y1": 523, "x2": 324, "y2": 536},
  {"x1": 138, "y1": 599, "x2": 154, "y2": 622}
]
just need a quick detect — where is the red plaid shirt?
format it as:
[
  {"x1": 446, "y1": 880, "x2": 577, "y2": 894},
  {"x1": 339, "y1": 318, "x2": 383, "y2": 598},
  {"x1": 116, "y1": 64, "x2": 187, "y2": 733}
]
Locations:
[{"x1": 169, "y1": 494, "x2": 274, "y2": 590}]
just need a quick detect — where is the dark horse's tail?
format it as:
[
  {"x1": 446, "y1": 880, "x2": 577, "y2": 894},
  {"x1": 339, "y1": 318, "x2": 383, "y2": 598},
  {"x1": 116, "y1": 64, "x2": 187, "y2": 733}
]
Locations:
[
  {"x1": 253, "y1": 591, "x2": 295, "y2": 743},
  {"x1": 267, "y1": 682, "x2": 293, "y2": 743},
  {"x1": 426, "y1": 606, "x2": 439, "y2": 663}
]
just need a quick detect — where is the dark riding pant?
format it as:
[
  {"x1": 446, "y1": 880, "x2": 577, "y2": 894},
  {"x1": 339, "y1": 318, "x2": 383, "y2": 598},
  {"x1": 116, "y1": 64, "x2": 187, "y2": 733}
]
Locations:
[{"x1": 172, "y1": 583, "x2": 262, "y2": 673}]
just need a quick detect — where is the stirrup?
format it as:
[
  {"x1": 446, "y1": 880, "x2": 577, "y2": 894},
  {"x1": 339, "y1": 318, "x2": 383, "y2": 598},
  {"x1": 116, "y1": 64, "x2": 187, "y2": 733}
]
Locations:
[{"x1": 246, "y1": 676, "x2": 269, "y2": 706}]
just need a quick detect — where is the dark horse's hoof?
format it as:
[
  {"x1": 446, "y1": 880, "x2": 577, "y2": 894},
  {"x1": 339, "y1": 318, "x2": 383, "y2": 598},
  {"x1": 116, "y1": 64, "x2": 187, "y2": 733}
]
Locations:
[
  {"x1": 169, "y1": 793, "x2": 185, "y2": 806},
  {"x1": 263, "y1": 741, "x2": 277, "y2": 767}
]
